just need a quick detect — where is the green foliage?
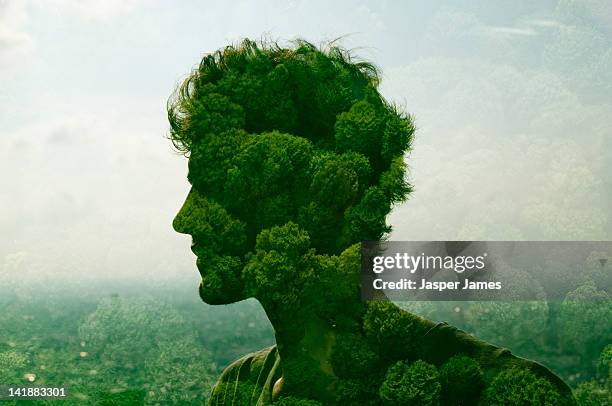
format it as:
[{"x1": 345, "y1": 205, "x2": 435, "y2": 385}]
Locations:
[
  {"x1": 281, "y1": 354, "x2": 330, "y2": 398},
  {"x1": 242, "y1": 222, "x2": 365, "y2": 331},
  {"x1": 165, "y1": 38, "x2": 588, "y2": 406},
  {"x1": 78, "y1": 296, "x2": 184, "y2": 363},
  {"x1": 307, "y1": 152, "x2": 370, "y2": 219},
  {"x1": 171, "y1": 39, "x2": 414, "y2": 310},
  {"x1": 382, "y1": 110, "x2": 414, "y2": 164},
  {"x1": 335, "y1": 100, "x2": 385, "y2": 159},
  {"x1": 0, "y1": 350, "x2": 28, "y2": 384},
  {"x1": 243, "y1": 222, "x2": 316, "y2": 314},
  {"x1": 96, "y1": 388, "x2": 146, "y2": 405},
  {"x1": 331, "y1": 333, "x2": 379, "y2": 380},
  {"x1": 335, "y1": 379, "x2": 381, "y2": 406},
  {"x1": 0, "y1": 291, "x2": 275, "y2": 405},
  {"x1": 173, "y1": 189, "x2": 246, "y2": 256},
  {"x1": 439, "y1": 355, "x2": 483, "y2": 405},
  {"x1": 599, "y1": 344, "x2": 612, "y2": 379},
  {"x1": 186, "y1": 128, "x2": 249, "y2": 202},
  {"x1": 583, "y1": 251, "x2": 611, "y2": 290},
  {"x1": 464, "y1": 301, "x2": 549, "y2": 352},
  {"x1": 558, "y1": 280, "x2": 612, "y2": 374},
  {"x1": 482, "y1": 367, "x2": 566, "y2": 406},
  {"x1": 314, "y1": 244, "x2": 364, "y2": 328},
  {"x1": 379, "y1": 156, "x2": 412, "y2": 203},
  {"x1": 182, "y1": 84, "x2": 245, "y2": 147},
  {"x1": 573, "y1": 381, "x2": 611, "y2": 406},
  {"x1": 379, "y1": 359, "x2": 441, "y2": 406},
  {"x1": 572, "y1": 345, "x2": 612, "y2": 406},
  {"x1": 563, "y1": 279, "x2": 609, "y2": 303},
  {"x1": 144, "y1": 338, "x2": 217, "y2": 404},
  {"x1": 215, "y1": 62, "x2": 298, "y2": 135},
  {"x1": 0, "y1": 286, "x2": 602, "y2": 405},
  {"x1": 345, "y1": 186, "x2": 393, "y2": 241},
  {"x1": 78, "y1": 296, "x2": 216, "y2": 404},
  {"x1": 363, "y1": 301, "x2": 428, "y2": 362},
  {"x1": 224, "y1": 132, "x2": 314, "y2": 237},
  {"x1": 169, "y1": 44, "x2": 417, "y2": 403},
  {"x1": 273, "y1": 395, "x2": 323, "y2": 405}
]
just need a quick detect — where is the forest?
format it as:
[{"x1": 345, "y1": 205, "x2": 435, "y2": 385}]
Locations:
[
  {"x1": 0, "y1": 261, "x2": 609, "y2": 405},
  {"x1": 0, "y1": 284, "x2": 273, "y2": 405}
]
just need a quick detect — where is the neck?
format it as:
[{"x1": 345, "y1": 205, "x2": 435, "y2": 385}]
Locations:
[{"x1": 260, "y1": 301, "x2": 340, "y2": 402}]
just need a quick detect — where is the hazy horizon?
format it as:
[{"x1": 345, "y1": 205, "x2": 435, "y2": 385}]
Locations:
[{"x1": 1, "y1": 0, "x2": 611, "y2": 293}]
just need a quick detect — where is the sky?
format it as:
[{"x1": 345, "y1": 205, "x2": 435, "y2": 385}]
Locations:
[{"x1": 1, "y1": 0, "x2": 611, "y2": 291}]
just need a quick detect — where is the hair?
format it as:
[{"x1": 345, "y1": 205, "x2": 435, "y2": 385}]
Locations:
[
  {"x1": 168, "y1": 39, "x2": 383, "y2": 153},
  {"x1": 168, "y1": 38, "x2": 414, "y2": 253}
]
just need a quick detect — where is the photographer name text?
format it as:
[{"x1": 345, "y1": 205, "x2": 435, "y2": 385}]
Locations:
[{"x1": 373, "y1": 278, "x2": 502, "y2": 291}]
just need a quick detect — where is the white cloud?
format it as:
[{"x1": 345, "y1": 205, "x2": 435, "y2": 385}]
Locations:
[
  {"x1": 0, "y1": 100, "x2": 192, "y2": 285},
  {"x1": 483, "y1": 26, "x2": 538, "y2": 36},
  {"x1": 33, "y1": 0, "x2": 145, "y2": 22},
  {"x1": 526, "y1": 19, "x2": 566, "y2": 29},
  {"x1": 355, "y1": 4, "x2": 386, "y2": 32},
  {"x1": 383, "y1": 58, "x2": 611, "y2": 241},
  {"x1": 0, "y1": 0, "x2": 32, "y2": 69}
]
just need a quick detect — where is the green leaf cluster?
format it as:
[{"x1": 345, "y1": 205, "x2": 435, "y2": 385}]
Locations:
[
  {"x1": 482, "y1": 367, "x2": 567, "y2": 406},
  {"x1": 438, "y1": 355, "x2": 483, "y2": 405},
  {"x1": 379, "y1": 359, "x2": 441, "y2": 406}
]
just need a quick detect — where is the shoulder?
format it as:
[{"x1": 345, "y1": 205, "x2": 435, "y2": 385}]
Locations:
[
  {"x1": 420, "y1": 322, "x2": 576, "y2": 404},
  {"x1": 208, "y1": 346, "x2": 280, "y2": 406}
]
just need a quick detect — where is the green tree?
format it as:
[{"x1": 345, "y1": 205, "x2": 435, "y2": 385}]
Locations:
[
  {"x1": 558, "y1": 280, "x2": 612, "y2": 375},
  {"x1": 0, "y1": 350, "x2": 28, "y2": 385},
  {"x1": 483, "y1": 367, "x2": 568, "y2": 405},
  {"x1": 78, "y1": 295, "x2": 216, "y2": 404},
  {"x1": 379, "y1": 359, "x2": 441, "y2": 406},
  {"x1": 572, "y1": 344, "x2": 612, "y2": 406},
  {"x1": 438, "y1": 355, "x2": 483, "y2": 405}
]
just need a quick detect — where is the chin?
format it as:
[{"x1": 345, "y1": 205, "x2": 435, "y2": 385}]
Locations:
[{"x1": 198, "y1": 279, "x2": 246, "y2": 305}]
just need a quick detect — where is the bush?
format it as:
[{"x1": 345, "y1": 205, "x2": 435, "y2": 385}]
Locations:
[
  {"x1": 482, "y1": 367, "x2": 565, "y2": 405},
  {"x1": 273, "y1": 396, "x2": 323, "y2": 405},
  {"x1": 439, "y1": 355, "x2": 483, "y2": 405},
  {"x1": 558, "y1": 281, "x2": 612, "y2": 375},
  {"x1": 379, "y1": 359, "x2": 441, "y2": 405},
  {"x1": 363, "y1": 301, "x2": 427, "y2": 362},
  {"x1": 573, "y1": 381, "x2": 610, "y2": 406}
]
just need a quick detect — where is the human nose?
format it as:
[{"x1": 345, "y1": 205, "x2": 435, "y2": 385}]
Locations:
[{"x1": 173, "y1": 188, "x2": 195, "y2": 235}]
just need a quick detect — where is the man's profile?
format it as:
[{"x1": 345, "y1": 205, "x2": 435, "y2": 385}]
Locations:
[{"x1": 169, "y1": 39, "x2": 576, "y2": 405}]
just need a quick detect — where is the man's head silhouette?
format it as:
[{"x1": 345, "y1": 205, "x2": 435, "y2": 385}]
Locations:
[
  {"x1": 168, "y1": 39, "x2": 576, "y2": 405},
  {"x1": 170, "y1": 39, "x2": 414, "y2": 306}
]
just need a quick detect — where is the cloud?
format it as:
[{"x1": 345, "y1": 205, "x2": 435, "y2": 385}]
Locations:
[
  {"x1": 47, "y1": 127, "x2": 80, "y2": 145},
  {"x1": 2, "y1": 0, "x2": 611, "y2": 289},
  {"x1": 482, "y1": 26, "x2": 538, "y2": 36},
  {"x1": 525, "y1": 19, "x2": 566, "y2": 29},
  {"x1": 35, "y1": 0, "x2": 145, "y2": 22},
  {"x1": 355, "y1": 4, "x2": 386, "y2": 32},
  {"x1": 0, "y1": 101, "x2": 192, "y2": 287},
  {"x1": 0, "y1": 0, "x2": 32, "y2": 69},
  {"x1": 382, "y1": 57, "x2": 611, "y2": 241}
]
